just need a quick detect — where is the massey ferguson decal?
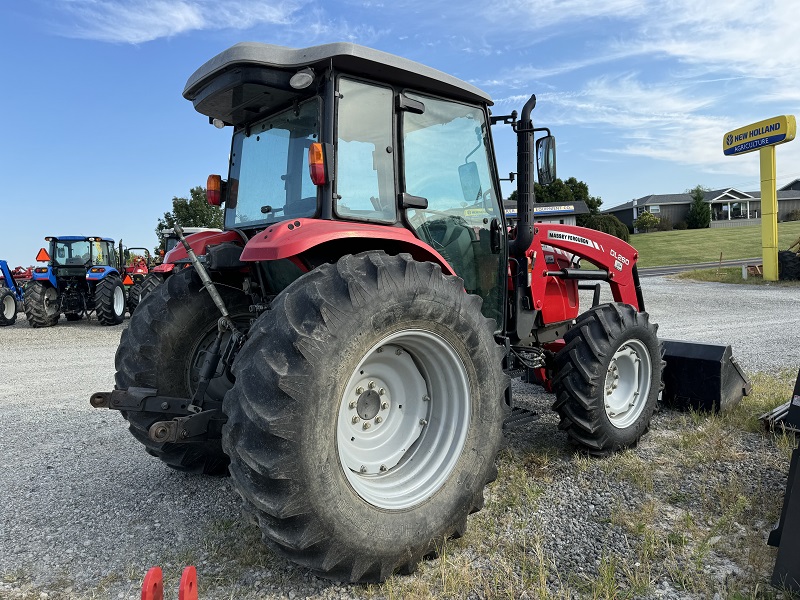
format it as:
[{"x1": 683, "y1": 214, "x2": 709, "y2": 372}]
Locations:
[{"x1": 547, "y1": 230, "x2": 601, "y2": 250}]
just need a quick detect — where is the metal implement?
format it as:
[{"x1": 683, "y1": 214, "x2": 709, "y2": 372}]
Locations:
[{"x1": 660, "y1": 339, "x2": 751, "y2": 412}]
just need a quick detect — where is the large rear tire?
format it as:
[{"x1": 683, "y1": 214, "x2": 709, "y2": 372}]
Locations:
[
  {"x1": 0, "y1": 287, "x2": 16, "y2": 326},
  {"x1": 222, "y1": 252, "x2": 508, "y2": 582},
  {"x1": 115, "y1": 268, "x2": 251, "y2": 474},
  {"x1": 95, "y1": 275, "x2": 126, "y2": 325},
  {"x1": 23, "y1": 281, "x2": 59, "y2": 328},
  {"x1": 552, "y1": 302, "x2": 663, "y2": 455}
]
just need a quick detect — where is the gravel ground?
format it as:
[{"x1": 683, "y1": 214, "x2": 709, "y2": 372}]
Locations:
[{"x1": 0, "y1": 276, "x2": 798, "y2": 599}]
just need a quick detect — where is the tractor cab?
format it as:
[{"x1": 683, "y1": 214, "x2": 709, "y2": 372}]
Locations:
[
  {"x1": 182, "y1": 43, "x2": 521, "y2": 323},
  {"x1": 44, "y1": 236, "x2": 117, "y2": 269}
]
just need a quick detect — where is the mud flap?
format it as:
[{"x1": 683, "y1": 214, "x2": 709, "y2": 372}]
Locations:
[{"x1": 660, "y1": 339, "x2": 751, "y2": 412}]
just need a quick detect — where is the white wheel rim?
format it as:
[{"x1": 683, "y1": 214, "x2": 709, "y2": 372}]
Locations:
[
  {"x1": 43, "y1": 287, "x2": 59, "y2": 317},
  {"x1": 2, "y1": 294, "x2": 14, "y2": 319},
  {"x1": 113, "y1": 285, "x2": 125, "y2": 316},
  {"x1": 337, "y1": 330, "x2": 470, "y2": 510},
  {"x1": 604, "y1": 339, "x2": 652, "y2": 429}
]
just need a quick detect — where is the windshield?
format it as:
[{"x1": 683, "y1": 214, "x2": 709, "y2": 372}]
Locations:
[
  {"x1": 51, "y1": 240, "x2": 114, "y2": 267},
  {"x1": 227, "y1": 99, "x2": 320, "y2": 228}
]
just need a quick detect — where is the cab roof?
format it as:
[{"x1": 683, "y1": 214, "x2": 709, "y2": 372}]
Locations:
[
  {"x1": 183, "y1": 42, "x2": 492, "y2": 125},
  {"x1": 47, "y1": 236, "x2": 115, "y2": 243}
]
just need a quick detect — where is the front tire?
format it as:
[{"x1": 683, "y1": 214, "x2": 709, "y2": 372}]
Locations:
[
  {"x1": 552, "y1": 302, "x2": 663, "y2": 455},
  {"x1": 115, "y1": 268, "x2": 251, "y2": 474},
  {"x1": 222, "y1": 252, "x2": 508, "y2": 582},
  {"x1": 95, "y1": 275, "x2": 126, "y2": 325},
  {"x1": 23, "y1": 281, "x2": 59, "y2": 328},
  {"x1": 0, "y1": 287, "x2": 17, "y2": 326}
]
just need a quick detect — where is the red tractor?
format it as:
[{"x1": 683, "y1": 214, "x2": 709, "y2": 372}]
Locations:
[{"x1": 92, "y1": 42, "x2": 741, "y2": 582}]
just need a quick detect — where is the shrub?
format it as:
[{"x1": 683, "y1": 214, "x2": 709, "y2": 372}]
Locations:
[
  {"x1": 583, "y1": 214, "x2": 630, "y2": 242},
  {"x1": 656, "y1": 217, "x2": 673, "y2": 231},
  {"x1": 674, "y1": 220, "x2": 689, "y2": 230},
  {"x1": 784, "y1": 209, "x2": 800, "y2": 222}
]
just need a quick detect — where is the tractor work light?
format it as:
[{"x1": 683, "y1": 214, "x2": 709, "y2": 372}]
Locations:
[
  {"x1": 212, "y1": 118, "x2": 226, "y2": 129},
  {"x1": 289, "y1": 67, "x2": 315, "y2": 90},
  {"x1": 308, "y1": 143, "x2": 326, "y2": 185},
  {"x1": 207, "y1": 174, "x2": 222, "y2": 206},
  {"x1": 36, "y1": 248, "x2": 50, "y2": 262}
]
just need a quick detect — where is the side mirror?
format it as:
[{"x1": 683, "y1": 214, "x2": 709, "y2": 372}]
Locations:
[
  {"x1": 458, "y1": 161, "x2": 482, "y2": 203},
  {"x1": 536, "y1": 135, "x2": 557, "y2": 186}
]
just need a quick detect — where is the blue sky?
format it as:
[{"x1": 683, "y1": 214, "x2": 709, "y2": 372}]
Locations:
[{"x1": 2, "y1": 0, "x2": 799, "y2": 267}]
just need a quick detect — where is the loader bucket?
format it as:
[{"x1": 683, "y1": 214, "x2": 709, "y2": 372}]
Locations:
[{"x1": 660, "y1": 339, "x2": 751, "y2": 412}]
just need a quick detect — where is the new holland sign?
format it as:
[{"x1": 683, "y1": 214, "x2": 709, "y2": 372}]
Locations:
[{"x1": 723, "y1": 115, "x2": 796, "y2": 156}]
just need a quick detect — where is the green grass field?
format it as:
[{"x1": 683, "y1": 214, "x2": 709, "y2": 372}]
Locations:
[{"x1": 628, "y1": 221, "x2": 800, "y2": 268}]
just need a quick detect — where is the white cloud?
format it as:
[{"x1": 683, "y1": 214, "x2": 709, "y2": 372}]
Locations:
[{"x1": 53, "y1": 0, "x2": 305, "y2": 43}]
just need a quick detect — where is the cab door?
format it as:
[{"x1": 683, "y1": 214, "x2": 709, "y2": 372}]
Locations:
[{"x1": 400, "y1": 92, "x2": 505, "y2": 324}]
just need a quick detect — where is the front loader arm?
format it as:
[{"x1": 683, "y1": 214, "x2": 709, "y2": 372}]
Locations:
[{"x1": 528, "y1": 223, "x2": 642, "y2": 312}]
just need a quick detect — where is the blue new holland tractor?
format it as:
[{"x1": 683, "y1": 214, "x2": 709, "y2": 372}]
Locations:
[
  {"x1": 25, "y1": 236, "x2": 127, "y2": 327},
  {"x1": 0, "y1": 260, "x2": 27, "y2": 326}
]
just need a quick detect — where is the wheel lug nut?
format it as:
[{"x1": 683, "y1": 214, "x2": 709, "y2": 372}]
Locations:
[
  {"x1": 375, "y1": 416, "x2": 383, "y2": 424},
  {"x1": 379, "y1": 388, "x2": 385, "y2": 396},
  {"x1": 419, "y1": 419, "x2": 427, "y2": 426},
  {"x1": 349, "y1": 401, "x2": 356, "y2": 409},
  {"x1": 356, "y1": 387, "x2": 364, "y2": 394},
  {"x1": 352, "y1": 416, "x2": 360, "y2": 424},
  {"x1": 422, "y1": 395, "x2": 430, "y2": 402},
  {"x1": 368, "y1": 381, "x2": 375, "y2": 389},
  {"x1": 377, "y1": 347, "x2": 383, "y2": 353},
  {"x1": 395, "y1": 348, "x2": 403, "y2": 355},
  {"x1": 363, "y1": 422, "x2": 371, "y2": 430},
  {"x1": 381, "y1": 402, "x2": 389, "y2": 410},
  {"x1": 380, "y1": 465, "x2": 387, "y2": 472},
  {"x1": 360, "y1": 465, "x2": 367, "y2": 473}
]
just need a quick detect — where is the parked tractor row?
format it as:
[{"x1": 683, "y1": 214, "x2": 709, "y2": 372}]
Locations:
[
  {"x1": 88, "y1": 41, "x2": 752, "y2": 584},
  {"x1": 0, "y1": 228, "x2": 222, "y2": 327}
]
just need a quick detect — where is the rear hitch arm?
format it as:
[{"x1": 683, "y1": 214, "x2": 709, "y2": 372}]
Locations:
[{"x1": 89, "y1": 387, "x2": 223, "y2": 443}]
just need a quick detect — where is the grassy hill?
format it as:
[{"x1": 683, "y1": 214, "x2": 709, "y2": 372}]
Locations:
[{"x1": 629, "y1": 221, "x2": 800, "y2": 268}]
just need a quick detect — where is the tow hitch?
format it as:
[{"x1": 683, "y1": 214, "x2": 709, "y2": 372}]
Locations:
[{"x1": 90, "y1": 224, "x2": 248, "y2": 443}]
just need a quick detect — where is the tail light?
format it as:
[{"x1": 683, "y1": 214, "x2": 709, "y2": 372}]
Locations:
[
  {"x1": 207, "y1": 174, "x2": 222, "y2": 206},
  {"x1": 36, "y1": 248, "x2": 50, "y2": 262},
  {"x1": 308, "y1": 143, "x2": 326, "y2": 185}
]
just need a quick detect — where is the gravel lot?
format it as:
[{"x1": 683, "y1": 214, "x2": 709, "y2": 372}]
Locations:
[{"x1": 1, "y1": 276, "x2": 798, "y2": 599}]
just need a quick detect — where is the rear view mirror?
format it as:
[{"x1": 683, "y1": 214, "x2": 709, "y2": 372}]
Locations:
[
  {"x1": 536, "y1": 135, "x2": 557, "y2": 186},
  {"x1": 458, "y1": 161, "x2": 482, "y2": 203}
]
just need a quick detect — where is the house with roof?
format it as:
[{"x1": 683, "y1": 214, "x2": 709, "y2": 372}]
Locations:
[
  {"x1": 602, "y1": 179, "x2": 800, "y2": 231},
  {"x1": 503, "y1": 201, "x2": 589, "y2": 226}
]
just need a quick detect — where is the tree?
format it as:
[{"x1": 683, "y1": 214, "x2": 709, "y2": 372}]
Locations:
[
  {"x1": 686, "y1": 185, "x2": 711, "y2": 229},
  {"x1": 508, "y1": 177, "x2": 611, "y2": 232},
  {"x1": 155, "y1": 186, "x2": 224, "y2": 242},
  {"x1": 634, "y1": 211, "x2": 660, "y2": 233}
]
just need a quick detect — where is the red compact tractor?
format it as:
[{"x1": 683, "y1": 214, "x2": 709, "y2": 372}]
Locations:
[{"x1": 92, "y1": 42, "x2": 748, "y2": 582}]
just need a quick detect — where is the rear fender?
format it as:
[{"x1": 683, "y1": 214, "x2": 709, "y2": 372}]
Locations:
[
  {"x1": 240, "y1": 219, "x2": 456, "y2": 275},
  {"x1": 528, "y1": 224, "x2": 640, "y2": 317},
  {"x1": 152, "y1": 263, "x2": 175, "y2": 274},
  {"x1": 86, "y1": 266, "x2": 121, "y2": 281},
  {"x1": 163, "y1": 230, "x2": 243, "y2": 264},
  {"x1": 32, "y1": 267, "x2": 57, "y2": 288}
]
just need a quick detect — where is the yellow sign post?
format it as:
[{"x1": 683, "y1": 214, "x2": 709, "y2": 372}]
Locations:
[{"x1": 723, "y1": 115, "x2": 796, "y2": 281}]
